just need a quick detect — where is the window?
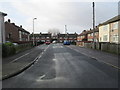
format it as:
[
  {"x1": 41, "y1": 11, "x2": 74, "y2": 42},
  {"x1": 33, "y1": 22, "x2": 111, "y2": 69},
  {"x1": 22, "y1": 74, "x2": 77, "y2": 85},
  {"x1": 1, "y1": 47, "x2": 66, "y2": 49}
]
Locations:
[
  {"x1": 69, "y1": 37, "x2": 73, "y2": 39},
  {"x1": 36, "y1": 37, "x2": 38, "y2": 39},
  {"x1": 41, "y1": 37, "x2": 45, "y2": 39},
  {"x1": 88, "y1": 34, "x2": 91, "y2": 36},
  {"x1": 19, "y1": 31, "x2": 22, "y2": 41},
  {"x1": 112, "y1": 34, "x2": 118, "y2": 42},
  {"x1": 103, "y1": 35, "x2": 108, "y2": 41},
  {"x1": 91, "y1": 33, "x2": 93, "y2": 36},
  {"x1": 95, "y1": 32, "x2": 98, "y2": 35},
  {"x1": 112, "y1": 22, "x2": 118, "y2": 30},
  {"x1": 60, "y1": 37, "x2": 62, "y2": 39},
  {"x1": 88, "y1": 39, "x2": 93, "y2": 41},
  {"x1": 103, "y1": 25, "x2": 109, "y2": 30},
  {"x1": 8, "y1": 33, "x2": 12, "y2": 39}
]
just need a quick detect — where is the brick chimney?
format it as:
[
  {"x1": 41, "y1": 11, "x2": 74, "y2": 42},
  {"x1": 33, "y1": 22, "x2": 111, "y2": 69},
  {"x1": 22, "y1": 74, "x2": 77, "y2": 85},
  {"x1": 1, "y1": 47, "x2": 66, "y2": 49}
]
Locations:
[
  {"x1": 20, "y1": 25, "x2": 22, "y2": 28},
  {"x1": 8, "y1": 19, "x2": 10, "y2": 23}
]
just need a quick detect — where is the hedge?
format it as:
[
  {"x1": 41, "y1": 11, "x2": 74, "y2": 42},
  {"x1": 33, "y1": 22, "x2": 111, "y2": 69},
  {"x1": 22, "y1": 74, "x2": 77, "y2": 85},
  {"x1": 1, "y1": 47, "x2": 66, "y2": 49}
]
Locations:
[{"x1": 2, "y1": 43, "x2": 16, "y2": 57}]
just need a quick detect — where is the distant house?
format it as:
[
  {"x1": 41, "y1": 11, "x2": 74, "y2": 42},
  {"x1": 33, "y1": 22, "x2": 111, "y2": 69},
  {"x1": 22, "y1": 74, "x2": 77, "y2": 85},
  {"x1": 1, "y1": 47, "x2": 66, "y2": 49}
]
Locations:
[
  {"x1": 57, "y1": 33, "x2": 78, "y2": 43},
  {"x1": 0, "y1": 12, "x2": 7, "y2": 44},
  {"x1": 77, "y1": 27, "x2": 99, "y2": 47},
  {"x1": 99, "y1": 15, "x2": 120, "y2": 44},
  {"x1": 30, "y1": 32, "x2": 52, "y2": 43},
  {"x1": 87, "y1": 27, "x2": 99, "y2": 42},
  {"x1": 5, "y1": 19, "x2": 30, "y2": 43},
  {"x1": 76, "y1": 30, "x2": 88, "y2": 46}
]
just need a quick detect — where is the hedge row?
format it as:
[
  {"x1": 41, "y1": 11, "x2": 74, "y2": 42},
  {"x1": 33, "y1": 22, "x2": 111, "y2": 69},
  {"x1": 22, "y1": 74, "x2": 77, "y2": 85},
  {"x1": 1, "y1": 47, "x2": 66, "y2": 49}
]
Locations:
[
  {"x1": 2, "y1": 42, "x2": 33, "y2": 57},
  {"x1": 2, "y1": 43, "x2": 16, "y2": 57}
]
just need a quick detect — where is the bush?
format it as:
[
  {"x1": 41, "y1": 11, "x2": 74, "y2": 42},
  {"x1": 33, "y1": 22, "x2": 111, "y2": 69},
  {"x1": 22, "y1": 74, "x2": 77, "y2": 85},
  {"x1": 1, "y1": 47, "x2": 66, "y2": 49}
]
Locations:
[{"x1": 2, "y1": 43, "x2": 16, "y2": 57}]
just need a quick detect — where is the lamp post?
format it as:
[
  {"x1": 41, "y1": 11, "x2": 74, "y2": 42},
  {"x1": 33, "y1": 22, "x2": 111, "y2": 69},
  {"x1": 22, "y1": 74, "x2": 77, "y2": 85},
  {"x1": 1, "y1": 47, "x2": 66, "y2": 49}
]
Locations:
[
  {"x1": 65, "y1": 25, "x2": 67, "y2": 40},
  {"x1": 33, "y1": 18, "x2": 37, "y2": 46}
]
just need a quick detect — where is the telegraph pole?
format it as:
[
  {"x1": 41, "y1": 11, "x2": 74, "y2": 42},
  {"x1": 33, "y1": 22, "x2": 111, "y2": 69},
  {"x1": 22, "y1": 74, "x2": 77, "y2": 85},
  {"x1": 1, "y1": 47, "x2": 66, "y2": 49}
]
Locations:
[
  {"x1": 93, "y1": 2, "x2": 95, "y2": 49},
  {"x1": 33, "y1": 18, "x2": 37, "y2": 46}
]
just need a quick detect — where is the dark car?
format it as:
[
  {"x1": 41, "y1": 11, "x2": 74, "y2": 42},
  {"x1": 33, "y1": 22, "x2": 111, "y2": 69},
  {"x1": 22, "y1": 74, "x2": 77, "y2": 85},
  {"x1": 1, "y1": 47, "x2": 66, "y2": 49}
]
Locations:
[{"x1": 63, "y1": 40, "x2": 70, "y2": 45}]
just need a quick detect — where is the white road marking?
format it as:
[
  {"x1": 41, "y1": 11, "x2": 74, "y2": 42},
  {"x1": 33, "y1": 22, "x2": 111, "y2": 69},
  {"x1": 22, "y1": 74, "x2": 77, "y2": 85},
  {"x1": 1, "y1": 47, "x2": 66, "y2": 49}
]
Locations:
[
  {"x1": 10, "y1": 53, "x2": 30, "y2": 63},
  {"x1": 39, "y1": 75, "x2": 46, "y2": 79},
  {"x1": 53, "y1": 59, "x2": 56, "y2": 61}
]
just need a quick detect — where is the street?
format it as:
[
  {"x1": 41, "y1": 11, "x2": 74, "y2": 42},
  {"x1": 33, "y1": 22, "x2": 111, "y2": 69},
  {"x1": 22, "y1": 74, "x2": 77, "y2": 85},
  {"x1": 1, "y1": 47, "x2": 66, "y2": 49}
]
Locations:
[{"x1": 2, "y1": 43, "x2": 118, "y2": 88}]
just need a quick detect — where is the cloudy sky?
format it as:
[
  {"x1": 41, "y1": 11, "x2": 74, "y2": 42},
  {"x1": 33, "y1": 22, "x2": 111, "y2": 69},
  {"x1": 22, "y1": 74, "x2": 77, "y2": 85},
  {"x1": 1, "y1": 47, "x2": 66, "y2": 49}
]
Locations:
[{"x1": 0, "y1": 0, "x2": 119, "y2": 34}]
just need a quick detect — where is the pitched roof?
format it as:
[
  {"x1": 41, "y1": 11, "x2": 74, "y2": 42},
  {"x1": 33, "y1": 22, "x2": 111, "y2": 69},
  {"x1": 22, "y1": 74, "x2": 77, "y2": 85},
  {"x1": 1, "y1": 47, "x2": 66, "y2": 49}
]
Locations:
[
  {"x1": 99, "y1": 15, "x2": 120, "y2": 26},
  {"x1": 0, "y1": 12, "x2": 7, "y2": 16},
  {"x1": 30, "y1": 33, "x2": 51, "y2": 37}
]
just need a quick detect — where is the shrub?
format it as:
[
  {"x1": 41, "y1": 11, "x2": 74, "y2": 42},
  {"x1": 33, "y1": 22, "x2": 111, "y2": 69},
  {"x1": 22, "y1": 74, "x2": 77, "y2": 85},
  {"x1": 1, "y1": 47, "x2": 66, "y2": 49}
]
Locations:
[{"x1": 2, "y1": 43, "x2": 16, "y2": 57}]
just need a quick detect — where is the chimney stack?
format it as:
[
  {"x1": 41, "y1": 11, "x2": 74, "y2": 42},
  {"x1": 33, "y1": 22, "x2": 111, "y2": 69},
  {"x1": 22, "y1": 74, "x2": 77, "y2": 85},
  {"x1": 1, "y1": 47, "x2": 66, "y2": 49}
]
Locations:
[
  {"x1": 20, "y1": 25, "x2": 22, "y2": 28},
  {"x1": 8, "y1": 19, "x2": 10, "y2": 23}
]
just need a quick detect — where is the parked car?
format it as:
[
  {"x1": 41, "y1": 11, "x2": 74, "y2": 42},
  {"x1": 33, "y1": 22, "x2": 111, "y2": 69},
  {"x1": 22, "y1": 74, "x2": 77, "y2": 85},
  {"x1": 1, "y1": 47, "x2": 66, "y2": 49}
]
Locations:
[
  {"x1": 13, "y1": 43, "x2": 18, "y2": 46},
  {"x1": 45, "y1": 41, "x2": 51, "y2": 45},
  {"x1": 63, "y1": 40, "x2": 70, "y2": 45},
  {"x1": 52, "y1": 40, "x2": 57, "y2": 44}
]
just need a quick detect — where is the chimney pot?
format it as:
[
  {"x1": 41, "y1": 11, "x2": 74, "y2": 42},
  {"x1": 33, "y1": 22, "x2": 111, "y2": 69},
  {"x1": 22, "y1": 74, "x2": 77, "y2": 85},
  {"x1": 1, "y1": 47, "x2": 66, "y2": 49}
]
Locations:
[
  {"x1": 8, "y1": 19, "x2": 10, "y2": 23},
  {"x1": 20, "y1": 25, "x2": 22, "y2": 28}
]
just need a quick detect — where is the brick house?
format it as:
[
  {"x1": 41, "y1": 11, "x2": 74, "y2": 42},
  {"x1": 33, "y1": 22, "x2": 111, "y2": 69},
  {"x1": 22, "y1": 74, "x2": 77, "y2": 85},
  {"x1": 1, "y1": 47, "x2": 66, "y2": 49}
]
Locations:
[
  {"x1": 30, "y1": 32, "x2": 52, "y2": 43},
  {"x1": 87, "y1": 27, "x2": 99, "y2": 42},
  {"x1": 5, "y1": 19, "x2": 30, "y2": 43},
  {"x1": 57, "y1": 33, "x2": 78, "y2": 43},
  {"x1": 18, "y1": 25, "x2": 30, "y2": 42},
  {"x1": 76, "y1": 30, "x2": 88, "y2": 46}
]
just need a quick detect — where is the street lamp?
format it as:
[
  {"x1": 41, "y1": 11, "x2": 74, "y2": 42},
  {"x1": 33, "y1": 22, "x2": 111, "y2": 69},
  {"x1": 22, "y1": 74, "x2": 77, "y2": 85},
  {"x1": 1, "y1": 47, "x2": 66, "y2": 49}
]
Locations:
[
  {"x1": 65, "y1": 25, "x2": 67, "y2": 40},
  {"x1": 33, "y1": 18, "x2": 37, "y2": 46}
]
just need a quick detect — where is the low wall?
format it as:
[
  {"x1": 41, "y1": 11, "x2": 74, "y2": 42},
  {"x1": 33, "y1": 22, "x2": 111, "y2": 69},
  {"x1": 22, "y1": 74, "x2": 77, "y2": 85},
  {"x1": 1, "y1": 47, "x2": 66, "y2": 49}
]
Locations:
[
  {"x1": 84, "y1": 42, "x2": 120, "y2": 54},
  {"x1": 101, "y1": 43, "x2": 119, "y2": 54}
]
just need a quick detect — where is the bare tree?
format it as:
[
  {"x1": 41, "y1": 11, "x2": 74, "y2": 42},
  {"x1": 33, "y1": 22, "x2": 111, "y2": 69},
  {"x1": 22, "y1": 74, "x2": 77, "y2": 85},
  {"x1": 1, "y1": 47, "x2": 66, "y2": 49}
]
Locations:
[{"x1": 48, "y1": 28, "x2": 60, "y2": 36}]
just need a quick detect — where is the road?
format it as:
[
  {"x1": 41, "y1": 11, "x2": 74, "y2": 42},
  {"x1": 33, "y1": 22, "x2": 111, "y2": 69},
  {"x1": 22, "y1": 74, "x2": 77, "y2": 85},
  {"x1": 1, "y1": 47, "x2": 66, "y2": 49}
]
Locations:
[{"x1": 2, "y1": 43, "x2": 118, "y2": 88}]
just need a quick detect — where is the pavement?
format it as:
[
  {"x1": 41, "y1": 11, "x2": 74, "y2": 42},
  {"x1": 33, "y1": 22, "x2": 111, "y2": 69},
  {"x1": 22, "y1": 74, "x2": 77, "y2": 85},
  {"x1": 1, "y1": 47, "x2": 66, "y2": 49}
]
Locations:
[
  {"x1": 67, "y1": 45, "x2": 119, "y2": 69},
  {"x1": 2, "y1": 43, "x2": 118, "y2": 88},
  {"x1": 1, "y1": 44, "x2": 48, "y2": 80}
]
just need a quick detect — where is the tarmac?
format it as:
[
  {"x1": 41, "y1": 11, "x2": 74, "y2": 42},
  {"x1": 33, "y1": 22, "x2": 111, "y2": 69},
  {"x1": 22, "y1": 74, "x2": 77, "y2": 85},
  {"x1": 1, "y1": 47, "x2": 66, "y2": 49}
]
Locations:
[
  {"x1": 67, "y1": 45, "x2": 119, "y2": 69},
  {"x1": 1, "y1": 44, "x2": 119, "y2": 81},
  {"x1": 1, "y1": 44, "x2": 48, "y2": 80}
]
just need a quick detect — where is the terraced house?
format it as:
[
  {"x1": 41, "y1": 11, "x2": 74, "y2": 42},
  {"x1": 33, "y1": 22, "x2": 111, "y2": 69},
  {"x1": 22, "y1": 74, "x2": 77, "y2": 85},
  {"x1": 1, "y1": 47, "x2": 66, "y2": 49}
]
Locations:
[
  {"x1": 87, "y1": 27, "x2": 99, "y2": 42},
  {"x1": 77, "y1": 30, "x2": 88, "y2": 46},
  {"x1": 99, "y1": 15, "x2": 120, "y2": 44},
  {"x1": 57, "y1": 33, "x2": 77, "y2": 43},
  {"x1": 30, "y1": 33, "x2": 52, "y2": 43},
  {"x1": 5, "y1": 19, "x2": 30, "y2": 43}
]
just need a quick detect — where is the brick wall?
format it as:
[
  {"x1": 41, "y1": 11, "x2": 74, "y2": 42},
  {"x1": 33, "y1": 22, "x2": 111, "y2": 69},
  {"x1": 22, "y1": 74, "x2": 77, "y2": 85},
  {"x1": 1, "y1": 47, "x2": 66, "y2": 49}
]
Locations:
[{"x1": 5, "y1": 21, "x2": 19, "y2": 42}]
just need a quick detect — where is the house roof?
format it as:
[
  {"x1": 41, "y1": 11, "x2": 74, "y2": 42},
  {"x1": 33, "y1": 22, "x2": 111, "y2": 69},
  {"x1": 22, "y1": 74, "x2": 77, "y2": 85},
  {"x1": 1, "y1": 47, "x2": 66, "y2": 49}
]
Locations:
[
  {"x1": 99, "y1": 15, "x2": 120, "y2": 26},
  {"x1": 18, "y1": 26, "x2": 30, "y2": 34},
  {"x1": 30, "y1": 33, "x2": 51, "y2": 37},
  {"x1": 5, "y1": 20, "x2": 30, "y2": 34},
  {"x1": 78, "y1": 30, "x2": 88, "y2": 36},
  {"x1": 58, "y1": 33, "x2": 78, "y2": 37},
  {"x1": 0, "y1": 12, "x2": 7, "y2": 16}
]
